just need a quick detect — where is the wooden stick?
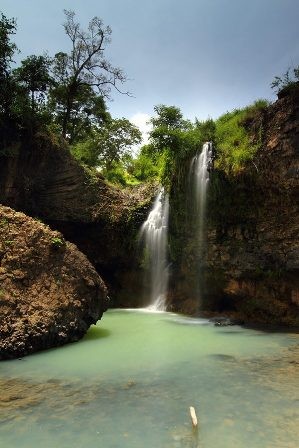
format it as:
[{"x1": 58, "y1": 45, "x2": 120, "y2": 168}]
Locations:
[{"x1": 189, "y1": 406, "x2": 198, "y2": 427}]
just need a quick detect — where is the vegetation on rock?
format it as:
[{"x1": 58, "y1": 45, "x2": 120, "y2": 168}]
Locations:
[{"x1": 271, "y1": 65, "x2": 299, "y2": 95}]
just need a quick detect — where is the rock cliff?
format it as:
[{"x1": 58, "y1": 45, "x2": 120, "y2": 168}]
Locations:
[
  {"x1": 0, "y1": 87, "x2": 298, "y2": 326},
  {"x1": 0, "y1": 205, "x2": 108, "y2": 359},
  {"x1": 168, "y1": 86, "x2": 299, "y2": 326},
  {"x1": 0, "y1": 134, "x2": 155, "y2": 307}
]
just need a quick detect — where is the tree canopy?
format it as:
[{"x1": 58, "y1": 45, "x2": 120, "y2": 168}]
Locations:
[
  {"x1": 0, "y1": 13, "x2": 17, "y2": 117},
  {"x1": 71, "y1": 117, "x2": 142, "y2": 170}
]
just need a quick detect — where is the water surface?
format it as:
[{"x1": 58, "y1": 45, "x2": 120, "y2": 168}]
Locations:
[{"x1": 0, "y1": 310, "x2": 298, "y2": 447}]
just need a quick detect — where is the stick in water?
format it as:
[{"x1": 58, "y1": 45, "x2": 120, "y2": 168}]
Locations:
[{"x1": 189, "y1": 406, "x2": 198, "y2": 427}]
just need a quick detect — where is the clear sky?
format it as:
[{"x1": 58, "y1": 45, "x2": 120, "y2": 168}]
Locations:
[{"x1": 1, "y1": 0, "x2": 299, "y2": 135}]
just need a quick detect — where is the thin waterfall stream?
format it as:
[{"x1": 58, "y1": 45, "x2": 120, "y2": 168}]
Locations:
[
  {"x1": 189, "y1": 141, "x2": 214, "y2": 250},
  {"x1": 139, "y1": 188, "x2": 169, "y2": 311},
  {"x1": 188, "y1": 141, "x2": 215, "y2": 302}
]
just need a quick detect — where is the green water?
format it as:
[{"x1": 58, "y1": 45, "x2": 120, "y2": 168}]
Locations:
[{"x1": 0, "y1": 310, "x2": 298, "y2": 448}]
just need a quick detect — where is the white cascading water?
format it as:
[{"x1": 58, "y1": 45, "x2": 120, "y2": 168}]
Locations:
[
  {"x1": 189, "y1": 141, "x2": 214, "y2": 250},
  {"x1": 139, "y1": 188, "x2": 169, "y2": 311}
]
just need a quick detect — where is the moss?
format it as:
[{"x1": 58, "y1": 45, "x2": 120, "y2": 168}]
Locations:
[{"x1": 50, "y1": 236, "x2": 65, "y2": 249}]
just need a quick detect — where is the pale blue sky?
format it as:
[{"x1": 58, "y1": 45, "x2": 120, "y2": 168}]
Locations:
[{"x1": 1, "y1": 0, "x2": 299, "y2": 128}]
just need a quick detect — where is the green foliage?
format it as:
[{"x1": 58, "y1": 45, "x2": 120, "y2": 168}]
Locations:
[
  {"x1": 71, "y1": 117, "x2": 142, "y2": 171},
  {"x1": 195, "y1": 118, "x2": 216, "y2": 141},
  {"x1": 94, "y1": 118, "x2": 142, "y2": 170},
  {"x1": 0, "y1": 13, "x2": 17, "y2": 115},
  {"x1": 50, "y1": 236, "x2": 65, "y2": 249},
  {"x1": 14, "y1": 55, "x2": 52, "y2": 109},
  {"x1": 214, "y1": 100, "x2": 269, "y2": 174},
  {"x1": 71, "y1": 139, "x2": 99, "y2": 167},
  {"x1": 0, "y1": 12, "x2": 19, "y2": 142},
  {"x1": 149, "y1": 105, "x2": 192, "y2": 153},
  {"x1": 102, "y1": 161, "x2": 139, "y2": 187},
  {"x1": 271, "y1": 65, "x2": 299, "y2": 94},
  {"x1": 0, "y1": 218, "x2": 9, "y2": 227},
  {"x1": 0, "y1": 13, "x2": 17, "y2": 71},
  {"x1": 129, "y1": 144, "x2": 162, "y2": 181},
  {"x1": 148, "y1": 105, "x2": 215, "y2": 186}
]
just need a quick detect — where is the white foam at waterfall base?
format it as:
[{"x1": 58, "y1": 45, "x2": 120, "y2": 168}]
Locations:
[{"x1": 139, "y1": 188, "x2": 169, "y2": 311}]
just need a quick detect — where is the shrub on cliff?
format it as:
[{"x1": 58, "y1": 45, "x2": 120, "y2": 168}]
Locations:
[
  {"x1": 214, "y1": 99, "x2": 269, "y2": 174},
  {"x1": 271, "y1": 65, "x2": 299, "y2": 96}
]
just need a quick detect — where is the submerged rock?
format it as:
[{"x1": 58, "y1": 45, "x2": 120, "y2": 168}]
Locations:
[
  {"x1": 210, "y1": 317, "x2": 236, "y2": 326},
  {"x1": 0, "y1": 205, "x2": 108, "y2": 360}
]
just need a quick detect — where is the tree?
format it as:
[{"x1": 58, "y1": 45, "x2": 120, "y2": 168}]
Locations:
[
  {"x1": 71, "y1": 118, "x2": 142, "y2": 170},
  {"x1": 13, "y1": 55, "x2": 52, "y2": 113},
  {"x1": 150, "y1": 105, "x2": 187, "y2": 130},
  {"x1": 50, "y1": 10, "x2": 128, "y2": 139},
  {"x1": 13, "y1": 55, "x2": 52, "y2": 120},
  {"x1": 0, "y1": 13, "x2": 17, "y2": 116},
  {"x1": 97, "y1": 118, "x2": 142, "y2": 170},
  {"x1": 148, "y1": 105, "x2": 204, "y2": 186},
  {"x1": 149, "y1": 105, "x2": 192, "y2": 152},
  {"x1": 195, "y1": 118, "x2": 216, "y2": 142},
  {"x1": 129, "y1": 144, "x2": 162, "y2": 181}
]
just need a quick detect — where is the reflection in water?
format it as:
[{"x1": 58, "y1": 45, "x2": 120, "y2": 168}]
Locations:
[
  {"x1": 0, "y1": 310, "x2": 298, "y2": 448},
  {"x1": 83, "y1": 326, "x2": 111, "y2": 341}
]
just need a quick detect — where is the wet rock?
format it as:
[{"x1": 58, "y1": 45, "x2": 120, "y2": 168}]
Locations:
[{"x1": 210, "y1": 317, "x2": 235, "y2": 326}]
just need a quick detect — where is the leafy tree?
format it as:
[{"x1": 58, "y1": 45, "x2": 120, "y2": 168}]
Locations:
[
  {"x1": 130, "y1": 144, "x2": 162, "y2": 181},
  {"x1": 149, "y1": 105, "x2": 202, "y2": 186},
  {"x1": 13, "y1": 55, "x2": 52, "y2": 113},
  {"x1": 149, "y1": 105, "x2": 192, "y2": 152},
  {"x1": 195, "y1": 118, "x2": 216, "y2": 142},
  {"x1": 0, "y1": 13, "x2": 17, "y2": 117},
  {"x1": 71, "y1": 117, "x2": 142, "y2": 170},
  {"x1": 50, "y1": 10, "x2": 128, "y2": 140}
]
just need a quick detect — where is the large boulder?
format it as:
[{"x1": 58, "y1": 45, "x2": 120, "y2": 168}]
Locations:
[{"x1": 0, "y1": 205, "x2": 108, "y2": 359}]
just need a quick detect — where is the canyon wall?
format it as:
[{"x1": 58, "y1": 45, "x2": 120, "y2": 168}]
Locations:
[
  {"x1": 168, "y1": 86, "x2": 299, "y2": 326},
  {"x1": 0, "y1": 134, "x2": 155, "y2": 307},
  {"x1": 0, "y1": 87, "x2": 298, "y2": 326}
]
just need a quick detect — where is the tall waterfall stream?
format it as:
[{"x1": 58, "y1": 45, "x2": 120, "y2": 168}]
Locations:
[
  {"x1": 189, "y1": 141, "x2": 214, "y2": 251},
  {"x1": 139, "y1": 188, "x2": 169, "y2": 311}
]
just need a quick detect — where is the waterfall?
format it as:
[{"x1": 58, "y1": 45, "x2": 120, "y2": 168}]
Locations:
[
  {"x1": 139, "y1": 188, "x2": 169, "y2": 311},
  {"x1": 189, "y1": 141, "x2": 214, "y2": 247}
]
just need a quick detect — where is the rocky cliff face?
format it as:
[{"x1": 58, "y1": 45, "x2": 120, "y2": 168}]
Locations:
[
  {"x1": 0, "y1": 205, "x2": 108, "y2": 359},
  {"x1": 1, "y1": 88, "x2": 298, "y2": 326},
  {"x1": 168, "y1": 86, "x2": 299, "y2": 326},
  {"x1": 0, "y1": 134, "x2": 155, "y2": 307}
]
